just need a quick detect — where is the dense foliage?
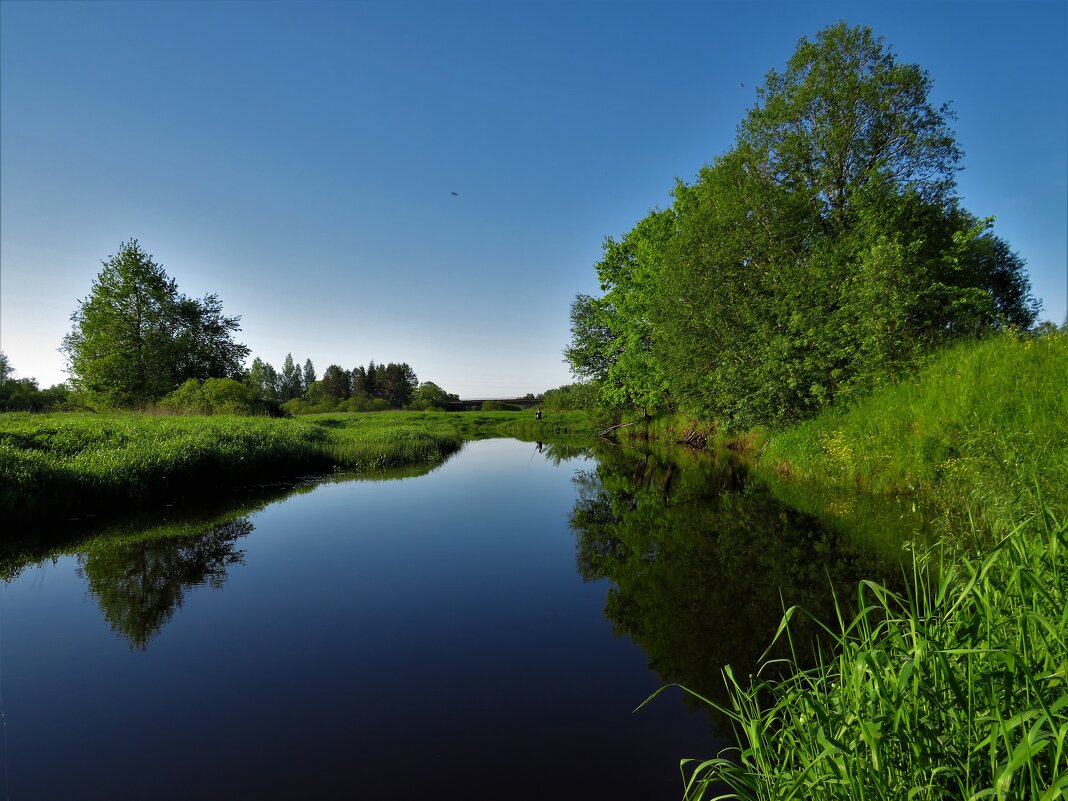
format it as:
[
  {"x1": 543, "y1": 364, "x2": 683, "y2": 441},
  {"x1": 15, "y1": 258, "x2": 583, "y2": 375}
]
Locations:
[
  {"x1": 61, "y1": 241, "x2": 249, "y2": 408},
  {"x1": 567, "y1": 24, "x2": 1039, "y2": 431},
  {"x1": 540, "y1": 381, "x2": 601, "y2": 413},
  {"x1": 158, "y1": 377, "x2": 267, "y2": 416}
]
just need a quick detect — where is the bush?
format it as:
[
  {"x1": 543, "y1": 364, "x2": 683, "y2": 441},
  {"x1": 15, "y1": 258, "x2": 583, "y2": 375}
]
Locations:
[
  {"x1": 159, "y1": 379, "x2": 210, "y2": 414},
  {"x1": 202, "y1": 378, "x2": 255, "y2": 414},
  {"x1": 160, "y1": 378, "x2": 256, "y2": 415}
]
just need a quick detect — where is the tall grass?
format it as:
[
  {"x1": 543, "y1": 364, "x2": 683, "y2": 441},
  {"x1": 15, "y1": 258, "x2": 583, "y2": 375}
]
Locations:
[
  {"x1": 761, "y1": 332, "x2": 1068, "y2": 530},
  {"x1": 0, "y1": 410, "x2": 591, "y2": 523},
  {"x1": 1, "y1": 412, "x2": 441, "y2": 521},
  {"x1": 670, "y1": 504, "x2": 1068, "y2": 800}
]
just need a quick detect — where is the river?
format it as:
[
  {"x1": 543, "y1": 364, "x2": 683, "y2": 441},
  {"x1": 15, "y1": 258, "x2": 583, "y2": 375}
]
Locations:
[{"x1": 0, "y1": 437, "x2": 918, "y2": 799}]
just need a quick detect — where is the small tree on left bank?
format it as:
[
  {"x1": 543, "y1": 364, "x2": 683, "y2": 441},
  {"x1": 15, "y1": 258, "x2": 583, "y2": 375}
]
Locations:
[{"x1": 62, "y1": 240, "x2": 249, "y2": 408}]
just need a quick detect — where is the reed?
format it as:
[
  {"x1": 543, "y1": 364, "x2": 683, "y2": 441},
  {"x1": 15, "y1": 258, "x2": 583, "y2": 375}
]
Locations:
[{"x1": 666, "y1": 504, "x2": 1068, "y2": 800}]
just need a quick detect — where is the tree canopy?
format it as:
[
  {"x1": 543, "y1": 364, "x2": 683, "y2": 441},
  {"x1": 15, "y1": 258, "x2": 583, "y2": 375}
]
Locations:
[
  {"x1": 567, "y1": 23, "x2": 1039, "y2": 430},
  {"x1": 62, "y1": 241, "x2": 249, "y2": 408}
]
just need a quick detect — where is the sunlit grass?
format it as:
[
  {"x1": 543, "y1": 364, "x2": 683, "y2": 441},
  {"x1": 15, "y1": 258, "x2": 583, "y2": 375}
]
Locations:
[
  {"x1": 761, "y1": 332, "x2": 1068, "y2": 531},
  {"x1": 0, "y1": 409, "x2": 592, "y2": 522}
]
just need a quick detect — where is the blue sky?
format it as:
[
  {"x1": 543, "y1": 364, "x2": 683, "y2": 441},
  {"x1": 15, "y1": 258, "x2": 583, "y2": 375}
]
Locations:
[{"x1": 2, "y1": 0, "x2": 1065, "y2": 396}]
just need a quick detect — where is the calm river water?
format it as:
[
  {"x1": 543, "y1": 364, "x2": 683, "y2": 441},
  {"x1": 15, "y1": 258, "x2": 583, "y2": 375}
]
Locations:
[{"x1": 0, "y1": 437, "x2": 909, "y2": 800}]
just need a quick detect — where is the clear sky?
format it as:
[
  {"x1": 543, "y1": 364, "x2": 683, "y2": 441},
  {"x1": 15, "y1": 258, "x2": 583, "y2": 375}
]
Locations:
[{"x1": 2, "y1": 0, "x2": 1065, "y2": 397}]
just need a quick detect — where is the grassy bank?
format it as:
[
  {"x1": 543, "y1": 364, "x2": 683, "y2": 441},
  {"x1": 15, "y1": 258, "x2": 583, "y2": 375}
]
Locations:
[
  {"x1": 678, "y1": 503, "x2": 1068, "y2": 800},
  {"x1": 0, "y1": 409, "x2": 592, "y2": 524},
  {"x1": 603, "y1": 332, "x2": 1066, "y2": 540},
  {"x1": 656, "y1": 332, "x2": 1068, "y2": 799},
  {"x1": 760, "y1": 332, "x2": 1068, "y2": 531}
]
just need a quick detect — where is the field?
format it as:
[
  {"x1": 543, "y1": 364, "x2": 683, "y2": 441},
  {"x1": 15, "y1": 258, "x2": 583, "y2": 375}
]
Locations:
[{"x1": 0, "y1": 409, "x2": 592, "y2": 523}]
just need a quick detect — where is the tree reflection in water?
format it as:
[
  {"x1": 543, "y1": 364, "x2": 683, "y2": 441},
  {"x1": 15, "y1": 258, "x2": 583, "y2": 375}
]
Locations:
[
  {"x1": 532, "y1": 440, "x2": 593, "y2": 466},
  {"x1": 76, "y1": 519, "x2": 252, "y2": 649},
  {"x1": 570, "y1": 444, "x2": 891, "y2": 717}
]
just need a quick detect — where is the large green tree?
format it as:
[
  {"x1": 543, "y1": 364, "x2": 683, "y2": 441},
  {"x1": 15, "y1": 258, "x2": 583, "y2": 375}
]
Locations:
[
  {"x1": 62, "y1": 240, "x2": 249, "y2": 407},
  {"x1": 378, "y1": 362, "x2": 418, "y2": 407},
  {"x1": 566, "y1": 207, "x2": 677, "y2": 414},
  {"x1": 739, "y1": 22, "x2": 962, "y2": 224},
  {"x1": 568, "y1": 23, "x2": 1039, "y2": 430}
]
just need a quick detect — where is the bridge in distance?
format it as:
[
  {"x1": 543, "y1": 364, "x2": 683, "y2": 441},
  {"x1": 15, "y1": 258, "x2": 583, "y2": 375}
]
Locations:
[{"x1": 447, "y1": 397, "x2": 540, "y2": 411}]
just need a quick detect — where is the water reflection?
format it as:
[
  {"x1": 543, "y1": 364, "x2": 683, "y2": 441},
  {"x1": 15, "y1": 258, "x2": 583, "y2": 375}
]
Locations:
[
  {"x1": 531, "y1": 440, "x2": 593, "y2": 465},
  {"x1": 76, "y1": 519, "x2": 252, "y2": 649},
  {"x1": 570, "y1": 443, "x2": 892, "y2": 714}
]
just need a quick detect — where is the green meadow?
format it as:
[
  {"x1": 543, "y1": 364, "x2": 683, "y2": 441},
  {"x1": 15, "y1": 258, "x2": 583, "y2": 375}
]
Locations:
[{"x1": 0, "y1": 409, "x2": 592, "y2": 523}]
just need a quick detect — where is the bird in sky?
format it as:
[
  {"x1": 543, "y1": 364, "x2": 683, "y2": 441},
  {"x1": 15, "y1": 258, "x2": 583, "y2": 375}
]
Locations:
[{"x1": 450, "y1": 191, "x2": 459, "y2": 196}]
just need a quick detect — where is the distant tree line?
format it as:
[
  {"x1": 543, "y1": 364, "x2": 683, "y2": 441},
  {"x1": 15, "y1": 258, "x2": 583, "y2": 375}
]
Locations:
[
  {"x1": 566, "y1": 24, "x2": 1042, "y2": 431},
  {"x1": 0, "y1": 353, "x2": 70, "y2": 412},
  {"x1": 48, "y1": 239, "x2": 465, "y2": 416},
  {"x1": 156, "y1": 356, "x2": 464, "y2": 416},
  {"x1": 242, "y1": 356, "x2": 457, "y2": 414}
]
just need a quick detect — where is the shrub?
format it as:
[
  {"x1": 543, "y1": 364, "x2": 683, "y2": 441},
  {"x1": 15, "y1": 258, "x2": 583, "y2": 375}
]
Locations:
[
  {"x1": 202, "y1": 378, "x2": 255, "y2": 414},
  {"x1": 159, "y1": 379, "x2": 210, "y2": 415}
]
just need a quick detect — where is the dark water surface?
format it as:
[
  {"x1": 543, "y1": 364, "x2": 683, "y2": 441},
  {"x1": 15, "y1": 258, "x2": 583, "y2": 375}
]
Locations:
[{"x1": 1, "y1": 438, "x2": 910, "y2": 800}]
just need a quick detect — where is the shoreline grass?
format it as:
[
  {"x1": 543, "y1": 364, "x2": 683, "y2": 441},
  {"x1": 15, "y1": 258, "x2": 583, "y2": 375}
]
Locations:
[
  {"x1": 606, "y1": 332, "x2": 1067, "y2": 545},
  {"x1": 0, "y1": 409, "x2": 592, "y2": 525},
  {"x1": 673, "y1": 503, "x2": 1068, "y2": 800},
  {"x1": 649, "y1": 332, "x2": 1068, "y2": 799},
  {"x1": 759, "y1": 332, "x2": 1068, "y2": 534}
]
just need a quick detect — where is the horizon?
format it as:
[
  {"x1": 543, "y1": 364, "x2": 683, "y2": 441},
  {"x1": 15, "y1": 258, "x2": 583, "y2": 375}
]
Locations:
[{"x1": 3, "y1": 1, "x2": 1065, "y2": 395}]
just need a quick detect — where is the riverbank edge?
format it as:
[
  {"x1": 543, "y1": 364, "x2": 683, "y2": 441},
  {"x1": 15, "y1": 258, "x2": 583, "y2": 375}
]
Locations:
[
  {"x1": 613, "y1": 333, "x2": 1068, "y2": 535},
  {"x1": 0, "y1": 410, "x2": 594, "y2": 528},
  {"x1": 603, "y1": 336, "x2": 1068, "y2": 798}
]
